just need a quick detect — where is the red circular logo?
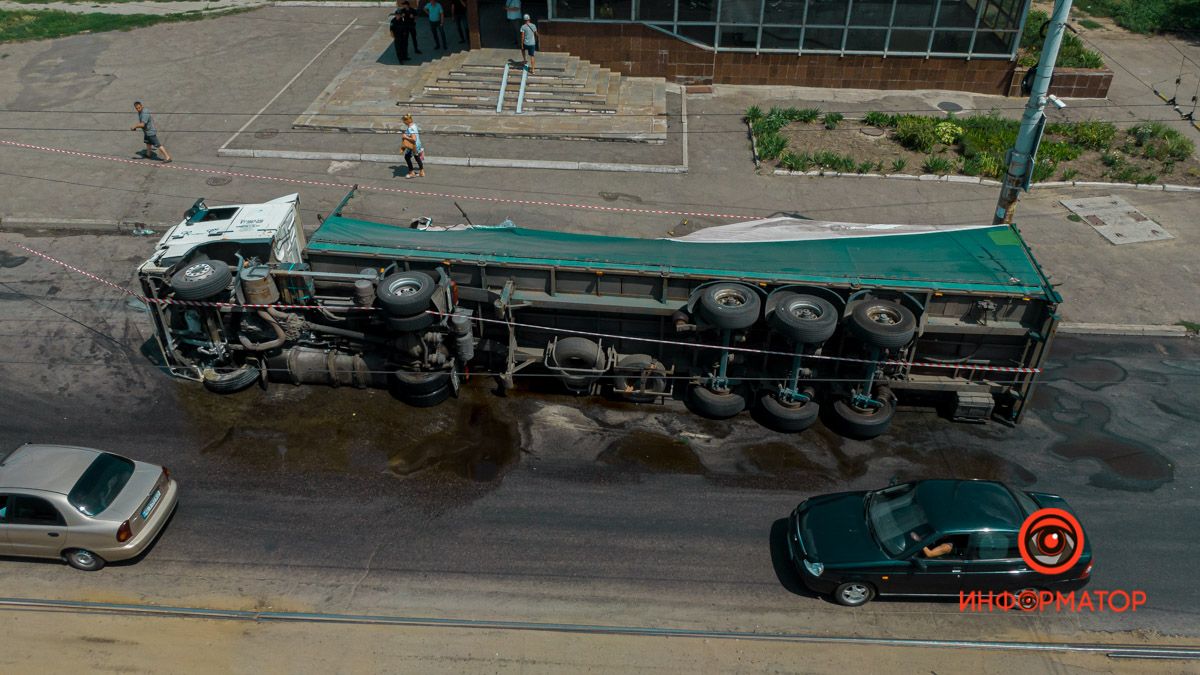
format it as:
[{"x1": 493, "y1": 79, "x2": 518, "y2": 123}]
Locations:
[{"x1": 1018, "y1": 507, "x2": 1084, "y2": 575}]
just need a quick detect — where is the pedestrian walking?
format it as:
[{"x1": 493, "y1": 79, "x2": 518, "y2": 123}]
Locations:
[
  {"x1": 130, "y1": 101, "x2": 171, "y2": 163},
  {"x1": 505, "y1": 0, "x2": 522, "y2": 37},
  {"x1": 425, "y1": 0, "x2": 447, "y2": 50},
  {"x1": 519, "y1": 14, "x2": 537, "y2": 73},
  {"x1": 450, "y1": 0, "x2": 468, "y2": 45},
  {"x1": 394, "y1": 0, "x2": 420, "y2": 57},
  {"x1": 401, "y1": 114, "x2": 425, "y2": 179}
]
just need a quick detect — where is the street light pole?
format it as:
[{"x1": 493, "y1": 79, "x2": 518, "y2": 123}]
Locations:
[{"x1": 993, "y1": 0, "x2": 1074, "y2": 225}]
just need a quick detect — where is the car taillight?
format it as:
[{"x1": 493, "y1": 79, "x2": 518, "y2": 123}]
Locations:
[
  {"x1": 117, "y1": 520, "x2": 132, "y2": 543},
  {"x1": 162, "y1": 466, "x2": 170, "y2": 481}
]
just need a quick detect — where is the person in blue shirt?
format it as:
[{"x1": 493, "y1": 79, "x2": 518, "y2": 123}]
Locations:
[{"x1": 425, "y1": 0, "x2": 446, "y2": 50}]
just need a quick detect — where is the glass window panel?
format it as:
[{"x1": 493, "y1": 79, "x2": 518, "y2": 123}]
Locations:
[
  {"x1": 892, "y1": 0, "x2": 936, "y2": 26},
  {"x1": 596, "y1": 0, "x2": 633, "y2": 19},
  {"x1": 650, "y1": 22, "x2": 674, "y2": 32},
  {"x1": 807, "y1": 1, "x2": 849, "y2": 24},
  {"x1": 931, "y1": 29, "x2": 972, "y2": 52},
  {"x1": 845, "y1": 27, "x2": 887, "y2": 50},
  {"x1": 678, "y1": 23, "x2": 716, "y2": 44},
  {"x1": 849, "y1": 0, "x2": 894, "y2": 26},
  {"x1": 972, "y1": 29, "x2": 1015, "y2": 53},
  {"x1": 760, "y1": 25, "x2": 801, "y2": 48},
  {"x1": 638, "y1": 0, "x2": 674, "y2": 20},
  {"x1": 678, "y1": 0, "x2": 717, "y2": 21},
  {"x1": 888, "y1": 28, "x2": 931, "y2": 51},
  {"x1": 980, "y1": 1, "x2": 1002, "y2": 28},
  {"x1": 763, "y1": 0, "x2": 804, "y2": 24},
  {"x1": 720, "y1": 26, "x2": 759, "y2": 46},
  {"x1": 803, "y1": 27, "x2": 844, "y2": 50},
  {"x1": 721, "y1": 0, "x2": 762, "y2": 23},
  {"x1": 555, "y1": 0, "x2": 591, "y2": 18},
  {"x1": 936, "y1": 0, "x2": 978, "y2": 27}
]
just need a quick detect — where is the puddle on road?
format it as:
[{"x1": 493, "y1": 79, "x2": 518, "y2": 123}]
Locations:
[
  {"x1": 387, "y1": 388, "x2": 520, "y2": 481},
  {"x1": 596, "y1": 431, "x2": 707, "y2": 474}
]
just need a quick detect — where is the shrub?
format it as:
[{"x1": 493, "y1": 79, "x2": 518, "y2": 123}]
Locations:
[
  {"x1": 890, "y1": 157, "x2": 908, "y2": 173},
  {"x1": 1059, "y1": 167, "x2": 1079, "y2": 181},
  {"x1": 1126, "y1": 121, "x2": 1195, "y2": 162},
  {"x1": 780, "y1": 151, "x2": 814, "y2": 171},
  {"x1": 857, "y1": 160, "x2": 875, "y2": 174},
  {"x1": 1040, "y1": 141, "x2": 1083, "y2": 162},
  {"x1": 962, "y1": 152, "x2": 1004, "y2": 178},
  {"x1": 745, "y1": 106, "x2": 764, "y2": 124},
  {"x1": 896, "y1": 116, "x2": 937, "y2": 153},
  {"x1": 1068, "y1": 120, "x2": 1117, "y2": 150},
  {"x1": 922, "y1": 155, "x2": 954, "y2": 174},
  {"x1": 1101, "y1": 151, "x2": 1122, "y2": 167},
  {"x1": 1161, "y1": 134, "x2": 1195, "y2": 161},
  {"x1": 823, "y1": 112, "x2": 844, "y2": 130},
  {"x1": 789, "y1": 108, "x2": 822, "y2": 123},
  {"x1": 935, "y1": 121, "x2": 964, "y2": 144},
  {"x1": 1020, "y1": 10, "x2": 1105, "y2": 68},
  {"x1": 864, "y1": 111, "x2": 897, "y2": 128},
  {"x1": 756, "y1": 132, "x2": 788, "y2": 160},
  {"x1": 1031, "y1": 158, "x2": 1058, "y2": 183}
]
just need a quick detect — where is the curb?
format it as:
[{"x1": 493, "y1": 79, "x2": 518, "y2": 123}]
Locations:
[
  {"x1": 0, "y1": 217, "x2": 168, "y2": 234},
  {"x1": 1057, "y1": 322, "x2": 1191, "y2": 338},
  {"x1": 770, "y1": 168, "x2": 1200, "y2": 192},
  {"x1": 216, "y1": 148, "x2": 688, "y2": 173}
]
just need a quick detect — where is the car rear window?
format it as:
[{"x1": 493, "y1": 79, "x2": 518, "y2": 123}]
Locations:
[{"x1": 68, "y1": 453, "x2": 135, "y2": 516}]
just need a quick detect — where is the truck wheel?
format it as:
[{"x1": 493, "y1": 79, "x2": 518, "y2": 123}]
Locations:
[
  {"x1": 551, "y1": 337, "x2": 604, "y2": 391},
  {"x1": 698, "y1": 283, "x2": 761, "y2": 330},
  {"x1": 391, "y1": 370, "x2": 452, "y2": 396},
  {"x1": 830, "y1": 396, "x2": 896, "y2": 439},
  {"x1": 769, "y1": 293, "x2": 838, "y2": 344},
  {"x1": 201, "y1": 364, "x2": 261, "y2": 394},
  {"x1": 611, "y1": 354, "x2": 668, "y2": 403},
  {"x1": 397, "y1": 384, "x2": 451, "y2": 408},
  {"x1": 755, "y1": 392, "x2": 820, "y2": 433},
  {"x1": 847, "y1": 300, "x2": 916, "y2": 350},
  {"x1": 171, "y1": 260, "x2": 232, "y2": 300},
  {"x1": 377, "y1": 272, "x2": 436, "y2": 316},
  {"x1": 64, "y1": 548, "x2": 106, "y2": 572},
  {"x1": 685, "y1": 384, "x2": 746, "y2": 419},
  {"x1": 386, "y1": 312, "x2": 436, "y2": 333}
]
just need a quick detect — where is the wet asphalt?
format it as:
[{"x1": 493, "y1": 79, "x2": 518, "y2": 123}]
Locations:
[{"x1": 0, "y1": 241, "x2": 1197, "y2": 640}]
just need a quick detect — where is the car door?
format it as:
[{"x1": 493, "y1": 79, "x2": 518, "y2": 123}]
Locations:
[
  {"x1": 960, "y1": 531, "x2": 1038, "y2": 593},
  {"x1": 6, "y1": 494, "x2": 68, "y2": 558},
  {"x1": 893, "y1": 535, "x2": 969, "y2": 596},
  {"x1": 0, "y1": 494, "x2": 12, "y2": 554}
]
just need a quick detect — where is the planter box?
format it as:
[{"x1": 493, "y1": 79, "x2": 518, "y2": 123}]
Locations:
[{"x1": 1008, "y1": 66, "x2": 1113, "y2": 99}]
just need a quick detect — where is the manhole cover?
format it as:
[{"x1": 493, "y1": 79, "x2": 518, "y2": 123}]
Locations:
[
  {"x1": 936, "y1": 101, "x2": 964, "y2": 112},
  {"x1": 860, "y1": 126, "x2": 885, "y2": 137},
  {"x1": 253, "y1": 128, "x2": 279, "y2": 139},
  {"x1": 206, "y1": 176, "x2": 232, "y2": 187}
]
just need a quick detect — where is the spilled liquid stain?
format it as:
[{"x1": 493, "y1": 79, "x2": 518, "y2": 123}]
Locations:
[
  {"x1": 0, "y1": 250, "x2": 28, "y2": 268},
  {"x1": 739, "y1": 442, "x2": 834, "y2": 490},
  {"x1": 387, "y1": 388, "x2": 520, "y2": 481},
  {"x1": 1035, "y1": 387, "x2": 1173, "y2": 492},
  {"x1": 1043, "y1": 354, "x2": 1127, "y2": 391},
  {"x1": 596, "y1": 431, "x2": 706, "y2": 474}
]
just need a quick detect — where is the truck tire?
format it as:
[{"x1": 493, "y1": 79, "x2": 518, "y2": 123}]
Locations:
[
  {"x1": 846, "y1": 300, "x2": 916, "y2": 350},
  {"x1": 698, "y1": 283, "x2": 761, "y2": 330},
  {"x1": 377, "y1": 272, "x2": 436, "y2": 316},
  {"x1": 386, "y1": 312, "x2": 436, "y2": 333},
  {"x1": 685, "y1": 384, "x2": 746, "y2": 419},
  {"x1": 171, "y1": 260, "x2": 232, "y2": 300},
  {"x1": 755, "y1": 392, "x2": 820, "y2": 432},
  {"x1": 398, "y1": 383, "x2": 451, "y2": 408},
  {"x1": 550, "y1": 337, "x2": 604, "y2": 390},
  {"x1": 611, "y1": 354, "x2": 668, "y2": 403},
  {"x1": 391, "y1": 370, "x2": 452, "y2": 396},
  {"x1": 201, "y1": 364, "x2": 261, "y2": 394},
  {"x1": 769, "y1": 293, "x2": 838, "y2": 344},
  {"x1": 829, "y1": 396, "x2": 896, "y2": 439}
]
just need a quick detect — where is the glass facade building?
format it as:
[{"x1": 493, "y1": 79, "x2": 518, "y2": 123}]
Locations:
[{"x1": 544, "y1": 0, "x2": 1029, "y2": 59}]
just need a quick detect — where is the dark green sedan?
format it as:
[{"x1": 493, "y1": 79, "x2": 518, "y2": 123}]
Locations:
[{"x1": 787, "y1": 479, "x2": 1092, "y2": 606}]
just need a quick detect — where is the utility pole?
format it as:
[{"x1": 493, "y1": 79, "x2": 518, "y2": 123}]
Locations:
[{"x1": 993, "y1": 0, "x2": 1073, "y2": 225}]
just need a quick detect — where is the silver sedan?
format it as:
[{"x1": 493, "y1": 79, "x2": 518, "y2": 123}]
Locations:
[{"x1": 0, "y1": 444, "x2": 178, "y2": 570}]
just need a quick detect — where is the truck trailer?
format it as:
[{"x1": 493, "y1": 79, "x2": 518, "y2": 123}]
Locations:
[{"x1": 136, "y1": 190, "x2": 1059, "y2": 439}]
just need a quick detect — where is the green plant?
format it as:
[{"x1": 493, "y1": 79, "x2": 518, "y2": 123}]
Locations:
[
  {"x1": 1067, "y1": 213, "x2": 1083, "y2": 222},
  {"x1": 756, "y1": 132, "x2": 788, "y2": 161},
  {"x1": 856, "y1": 160, "x2": 875, "y2": 174},
  {"x1": 1076, "y1": 0, "x2": 1200, "y2": 33},
  {"x1": 1110, "y1": 164, "x2": 1142, "y2": 183},
  {"x1": 896, "y1": 116, "x2": 937, "y2": 153},
  {"x1": 1101, "y1": 151, "x2": 1122, "y2": 167},
  {"x1": 1059, "y1": 168, "x2": 1079, "y2": 181},
  {"x1": 1068, "y1": 120, "x2": 1117, "y2": 150},
  {"x1": 863, "y1": 111, "x2": 897, "y2": 128},
  {"x1": 1031, "y1": 158, "x2": 1058, "y2": 183},
  {"x1": 0, "y1": 7, "x2": 251, "y2": 43},
  {"x1": 962, "y1": 152, "x2": 1004, "y2": 178},
  {"x1": 890, "y1": 157, "x2": 908, "y2": 173},
  {"x1": 1162, "y1": 134, "x2": 1195, "y2": 161},
  {"x1": 1078, "y1": 18, "x2": 1103, "y2": 29},
  {"x1": 1039, "y1": 141, "x2": 1083, "y2": 162},
  {"x1": 934, "y1": 121, "x2": 963, "y2": 144},
  {"x1": 745, "y1": 106, "x2": 764, "y2": 124},
  {"x1": 922, "y1": 155, "x2": 954, "y2": 174},
  {"x1": 1020, "y1": 10, "x2": 1105, "y2": 68},
  {"x1": 790, "y1": 108, "x2": 822, "y2": 123},
  {"x1": 822, "y1": 112, "x2": 844, "y2": 130},
  {"x1": 780, "y1": 151, "x2": 816, "y2": 171},
  {"x1": 1177, "y1": 320, "x2": 1200, "y2": 334},
  {"x1": 874, "y1": 160, "x2": 885, "y2": 172}
]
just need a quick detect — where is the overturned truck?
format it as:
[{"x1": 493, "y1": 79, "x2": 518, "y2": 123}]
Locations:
[{"x1": 137, "y1": 190, "x2": 1059, "y2": 438}]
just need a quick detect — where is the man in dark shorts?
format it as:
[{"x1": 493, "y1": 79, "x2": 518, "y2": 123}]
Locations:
[
  {"x1": 131, "y1": 101, "x2": 171, "y2": 163},
  {"x1": 519, "y1": 14, "x2": 537, "y2": 73}
]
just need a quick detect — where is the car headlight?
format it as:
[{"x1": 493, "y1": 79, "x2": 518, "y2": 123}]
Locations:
[{"x1": 803, "y1": 559, "x2": 824, "y2": 577}]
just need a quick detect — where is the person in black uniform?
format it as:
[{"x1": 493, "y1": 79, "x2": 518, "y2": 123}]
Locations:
[
  {"x1": 391, "y1": 0, "x2": 420, "y2": 62},
  {"x1": 450, "y1": 0, "x2": 468, "y2": 45}
]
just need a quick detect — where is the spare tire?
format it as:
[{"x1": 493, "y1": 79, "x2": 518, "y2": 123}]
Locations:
[
  {"x1": 549, "y1": 337, "x2": 604, "y2": 391},
  {"x1": 769, "y1": 293, "x2": 838, "y2": 344},
  {"x1": 611, "y1": 354, "x2": 668, "y2": 403},
  {"x1": 698, "y1": 283, "x2": 761, "y2": 330},
  {"x1": 846, "y1": 299, "x2": 916, "y2": 350},
  {"x1": 377, "y1": 272, "x2": 437, "y2": 317},
  {"x1": 201, "y1": 363, "x2": 260, "y2": 394},
  {"x1": 171, "y1": 260, "x2": 232, "y2": 301}
]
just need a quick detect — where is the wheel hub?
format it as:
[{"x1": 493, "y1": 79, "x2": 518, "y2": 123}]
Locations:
[
  {"x1": 841, "y1": 584, "x2": 868, "y2": 603},
  {"x1": 388, "y1": 279, "x2": 422, "y2": 296},
  {"x1": 185, "y1": 263, "x2": 215, "y2": 281},
  {"x1": 867, "y1": 306, "x2": 902, "y2": 325},
  {"x1": 713, "y1": 289, "x2": 747, "y2": 307}
]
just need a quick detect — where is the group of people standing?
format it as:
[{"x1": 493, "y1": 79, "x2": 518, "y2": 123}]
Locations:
[{"x1": 389, "y1": 0, "x2": 467, "y2": 61}]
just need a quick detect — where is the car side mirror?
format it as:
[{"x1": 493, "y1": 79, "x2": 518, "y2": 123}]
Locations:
[
  {"x1": 912, "y1": 557, "x2": 928, "y2": 571},
  {"x1": 888, "y1": 475, "x2": 899, "y2": 487}
]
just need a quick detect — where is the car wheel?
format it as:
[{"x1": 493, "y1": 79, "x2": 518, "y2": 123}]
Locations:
[
  {"x1": 698, "y1": 283, "x2": 761, "y2": 330},
  {"x1": 769, "y1": 293, "x2": 838, "y2": 344},
  {"x1": 833, "y1": 581, "x2": 874, "y2": 607},
  {"x1": 64, "y1": 548, "x2": 106, "y2": 572},
  {"x1": 377, "y1": 272, "x2": 437, "y2": 317},
  {"x1": 170, "y1": 260, "x2": 232, "y2": 301}
]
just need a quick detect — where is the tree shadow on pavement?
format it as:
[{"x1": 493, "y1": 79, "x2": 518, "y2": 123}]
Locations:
[{"x1": 769, "y1": 518, "x2": 821, "y2": 599}]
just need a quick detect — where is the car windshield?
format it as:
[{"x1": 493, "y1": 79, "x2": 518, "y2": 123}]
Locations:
[
  {"x1": 68, "y1": 453, "x2": 135, "y2": 516},
  {"x1": 867, "y1": 483, "x2": 933, "y2": 556}
]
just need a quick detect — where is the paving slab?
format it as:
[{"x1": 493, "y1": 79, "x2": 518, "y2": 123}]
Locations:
[{"x1": 1061, "y1": 195, "x2": 1174, "y2": 245}]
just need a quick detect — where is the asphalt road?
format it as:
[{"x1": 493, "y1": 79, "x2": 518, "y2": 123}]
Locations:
[{"x1": 0, "y1": 232, "x2": 1197, "y2": 648}]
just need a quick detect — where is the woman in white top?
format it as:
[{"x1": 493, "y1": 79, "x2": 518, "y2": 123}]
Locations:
[{"x1": 401, "y1": 114, "x2": 425, "y2": 178}]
